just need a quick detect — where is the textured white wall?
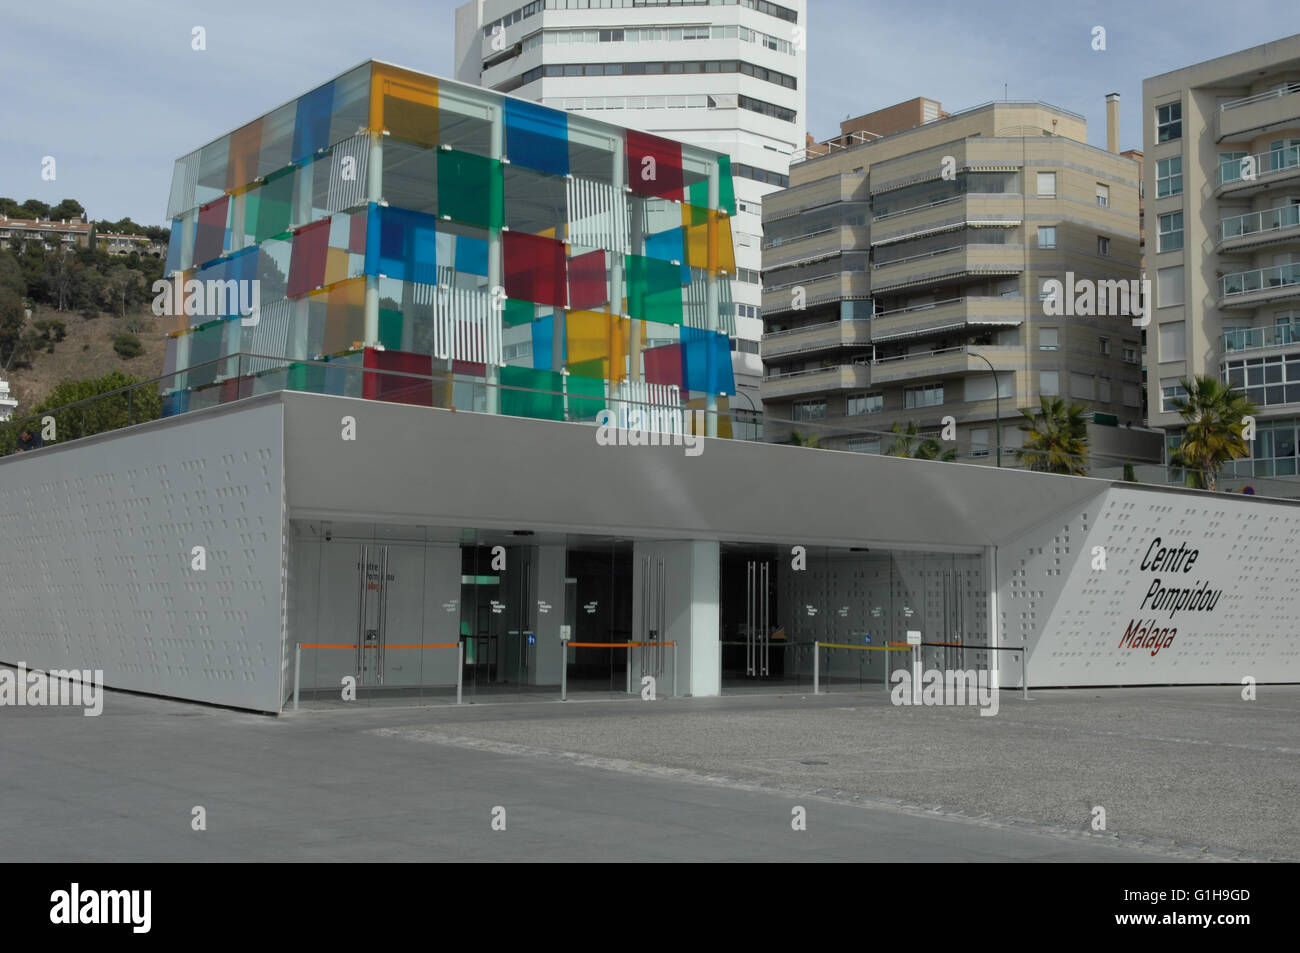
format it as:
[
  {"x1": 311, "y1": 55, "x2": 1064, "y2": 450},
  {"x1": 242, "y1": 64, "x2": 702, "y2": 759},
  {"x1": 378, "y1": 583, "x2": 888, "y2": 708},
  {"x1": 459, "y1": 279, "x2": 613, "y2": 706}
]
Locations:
[
  {"x1": 1000, "y1": 486, "x2": 1300, "y2": 686},
  {"x1": 0, "y1": 402, "x2": 286, "y2": 712}
]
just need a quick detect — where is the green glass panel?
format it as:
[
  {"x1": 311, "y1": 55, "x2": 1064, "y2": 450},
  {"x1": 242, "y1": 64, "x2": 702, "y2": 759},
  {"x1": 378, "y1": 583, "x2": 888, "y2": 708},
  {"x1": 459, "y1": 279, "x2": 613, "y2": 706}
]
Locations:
[
  {"x1": 625, "y1": 254, "x2": 684, "y2": 325},
  {"x1": 567, "y1": 373, "x2": 606, "y2": 421},
  {"x1": 378, "y1": 308, "x2": 403, "y2": 350},
  {"x1": 500, "y1": 365, "x2": 564, "y2": 421},
  {"x1": 503, "y1": 297, "x2": 535, "y2": 328},
  {"x1": 254, "y1": 166, "x2": 295, "y2": 242},
  {"x1": 718, "y1": 156, "x2": 736, "y2": 217},
  {"x1": 687, "y1": 178, "x2": 709, "y2": 213},
  {"x1": 437, "y1": 149, "x2": 504, "y2": 229}
]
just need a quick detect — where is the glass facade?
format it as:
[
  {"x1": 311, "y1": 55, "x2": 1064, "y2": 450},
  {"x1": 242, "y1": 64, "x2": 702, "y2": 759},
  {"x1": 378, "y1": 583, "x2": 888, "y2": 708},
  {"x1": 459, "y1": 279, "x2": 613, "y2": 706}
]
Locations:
[{"x1": 160, "y1": 61, "x2": 738, "y2": 426}]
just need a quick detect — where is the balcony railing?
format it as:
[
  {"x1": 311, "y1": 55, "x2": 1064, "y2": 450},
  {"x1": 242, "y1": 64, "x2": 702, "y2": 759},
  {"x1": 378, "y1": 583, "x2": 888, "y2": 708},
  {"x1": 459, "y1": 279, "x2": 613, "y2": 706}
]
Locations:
[
  {"x1": 1219, "y1": 203, "x2": 1300, "y2": 243},
  {"x1": 1219, "y1": 262, "x2": 1300, "y2": 299},
  {"x1": 761, "y1": 319, "x2": 872, "y2": 359},
  {"x1": 1217, "y1": 145, "x2": 1300, "y2": 187},
  {"x1": 1222, "y1": 324, "x2": 1300, "y2": 354},
  {"x1": 1220, "y1": 85, "x2": 1300, "y2": 111}
]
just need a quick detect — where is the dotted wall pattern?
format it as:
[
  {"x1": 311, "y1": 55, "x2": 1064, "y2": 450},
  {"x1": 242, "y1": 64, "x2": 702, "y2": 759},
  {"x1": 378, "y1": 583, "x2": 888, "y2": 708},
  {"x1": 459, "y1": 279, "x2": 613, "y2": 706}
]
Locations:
[
  {"x1": 1000, "y1": 486, "x2": 1300, "y2": 686},
  {"x1": 0, "y1": 403, "x2": 286, "y2": 711}
]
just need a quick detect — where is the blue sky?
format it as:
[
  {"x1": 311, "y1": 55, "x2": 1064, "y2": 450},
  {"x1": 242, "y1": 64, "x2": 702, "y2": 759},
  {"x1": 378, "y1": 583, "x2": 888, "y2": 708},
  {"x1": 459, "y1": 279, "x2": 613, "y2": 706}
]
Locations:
[{"x1": 2, "y1": 0, "x2": 1297, "y2": 224}]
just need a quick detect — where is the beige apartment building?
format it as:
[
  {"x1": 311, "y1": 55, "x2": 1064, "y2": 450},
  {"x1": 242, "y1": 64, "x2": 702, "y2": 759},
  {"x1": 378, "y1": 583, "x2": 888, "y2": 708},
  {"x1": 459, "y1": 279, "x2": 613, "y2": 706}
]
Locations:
[
  {"x1": 761, "y1": 99, "x2": 1146, "y2": 464},
  {"x1": 1143, "y1": 34, "x2": 1300, "y2": 479}
]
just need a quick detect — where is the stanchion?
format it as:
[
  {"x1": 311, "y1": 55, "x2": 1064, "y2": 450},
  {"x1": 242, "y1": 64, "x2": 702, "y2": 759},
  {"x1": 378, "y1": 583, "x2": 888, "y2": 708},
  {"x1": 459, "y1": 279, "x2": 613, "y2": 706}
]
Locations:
[
  {"x1": 293, "y1": 642, "x2": 301, "y2": 711},
  {"x1": 813, "y1": 641, "x2": 820, "y2": 695}
]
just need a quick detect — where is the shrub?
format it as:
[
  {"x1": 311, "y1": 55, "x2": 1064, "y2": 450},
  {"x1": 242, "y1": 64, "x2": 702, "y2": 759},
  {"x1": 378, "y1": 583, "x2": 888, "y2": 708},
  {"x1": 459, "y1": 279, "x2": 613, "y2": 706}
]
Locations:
[{"x1": 112, "y1": 332, "x2": 144, "y2": 359}]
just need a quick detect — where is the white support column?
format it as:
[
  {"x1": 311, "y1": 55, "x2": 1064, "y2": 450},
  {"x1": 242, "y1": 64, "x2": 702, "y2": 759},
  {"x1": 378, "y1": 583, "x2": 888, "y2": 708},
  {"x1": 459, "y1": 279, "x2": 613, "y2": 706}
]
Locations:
[
  {"x1": 486, "y1": 105, "x2": 503, "y2": 415},
  {"x1": 632, "y1": 539, "x2": 720, "y2": 697},
  {"x1": 365, "y1": 132, "x2": 384, "y2": 347}
]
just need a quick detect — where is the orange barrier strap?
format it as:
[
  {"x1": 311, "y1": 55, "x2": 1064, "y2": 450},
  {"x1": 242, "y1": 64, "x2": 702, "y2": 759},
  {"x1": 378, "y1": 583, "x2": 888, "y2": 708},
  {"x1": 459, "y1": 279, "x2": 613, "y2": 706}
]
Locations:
[
  {"x1": 566, "y1": 641, "x2": 676, "y2": 648},
  {"x1": 886, "y1": 642, "x2": 912, "y2": 648},
  {"x1": 925, "y1": 641, "x2": 965, "y2": 647}
]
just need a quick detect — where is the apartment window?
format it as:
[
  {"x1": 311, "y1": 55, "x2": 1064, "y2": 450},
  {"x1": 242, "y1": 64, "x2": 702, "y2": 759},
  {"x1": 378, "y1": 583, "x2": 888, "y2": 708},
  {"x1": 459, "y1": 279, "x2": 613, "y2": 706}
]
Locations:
[
  {"x1": 904, "y1": 383, "x2": 944, "y2": 409},
  {"x1": 730, "y1": 338, "x2": 760, "y2": 354},
  {"x1": 1156, "y1": 156, "x2": 1183, "y2": 197},
  {"x1": 1037, "y1": 226, "x2": 1057, "y2": 249},
  {"x1": 1039, "y1": 327, "x2": 1059, "y2": 350},
  {"x1": 794, "y1": 399, "x2": 827, "y2": 422},
  {"x1": 1040, "y1": 371, "x2": 1060, "y2": 396},
  {"x1": 1157, "y1": 265, "x2": 1185, "y2": 307},
  {"x1": 1218, "y1": 151, "x2": 1248, "y2": 183},
  {"x1": 1098, "y1": 378, "x2": 1112, "y2": 402},
  {"x1": 1158, "y1": 211, "x2": 1183, "y2": 253},
  {"x1": 1038, "y1": 276, "x2": 1060, "y2": 303},
  {"x1": 847, "y1": 392, "x2": 883, "y2": 415},
  {"x1": 1157, "y1": 102, "x2": 1182, "y2": 142},
  {"x1": 1096, "y1": 184, "x2": 1110, "y2": 207},
  {"x1": 1036, "y1": 172, "x2": 1057, "y2": 197},
  {"x1": 970, "y1": 427, "x2": 990, "y2": 457},
  {"x1": 1160, "y1": 378, "x2": 1188, "y2": 412},
  {"x1": 1124, "y1": 382, "x2": 1141, "y2": 407},
  {"x1": 1097, "y1": 236, "x2": 1111, "y2": 256},
  {"x1": 1123, "y1": 342, "x2": 1139, "y2": 364},
  {"x1": 1099, "y1": 337, "x2": 1111, "y2": 356},
  {"x1": 1159, "y1": 321, "x2": 1187, "y2": 363},
  {"x1": 1071, "y1": 372, "x2": 1096, "y2": 400}
]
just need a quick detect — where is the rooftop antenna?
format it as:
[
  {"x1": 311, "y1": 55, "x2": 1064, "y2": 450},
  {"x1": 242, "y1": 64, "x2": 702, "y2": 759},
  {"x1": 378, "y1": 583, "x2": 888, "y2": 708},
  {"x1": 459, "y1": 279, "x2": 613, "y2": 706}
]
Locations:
[{"x1": 1004, "y1": 83, "x2": 1008, "y2": 101}]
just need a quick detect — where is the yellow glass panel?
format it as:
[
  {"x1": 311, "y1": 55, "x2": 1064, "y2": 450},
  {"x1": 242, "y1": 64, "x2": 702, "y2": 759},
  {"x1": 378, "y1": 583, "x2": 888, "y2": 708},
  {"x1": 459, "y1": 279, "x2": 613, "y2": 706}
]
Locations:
[
  {"x1": 565, "y1": 310, "x2": 631, "y2": 380},
  {"x1": 226, "y1": 118, "x2": 263, "y2": 193},
  {"x1": 323, "y1": 247, "x2": 350, "y2": 286},
  {"x1": 370, "y1": 64, "x2": 439, "y2": 147},
  {"x1": 682, "y1": 206, "x2": 737, "y2": 275},
  {"x1": 316, "y1": 277, "x2": 366, "y2": 355}
]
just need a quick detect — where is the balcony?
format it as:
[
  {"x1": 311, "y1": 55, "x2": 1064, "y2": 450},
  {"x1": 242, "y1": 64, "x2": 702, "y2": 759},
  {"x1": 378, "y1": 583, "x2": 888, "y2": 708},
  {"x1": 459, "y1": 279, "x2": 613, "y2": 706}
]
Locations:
[
  {"x1": 762, "y1": 225, "x2": 868, "y2": 271},
  {"x1": 761, "y1": 319, "x2": 872, "y2": 361},
  {"x1": 870, "y1": 244, "x2": 1024, "y2": 295},
  {"x1": 1221, "y1": 323, "x2": 1300, "y2": 356},
  {"x1": 762, "y1": 271, "x2": 871, "y2": 315},
  {"x1": 1216, "y1": 145, "x2": 1300, "y2": 194},
  {"x1": 1218, "y1": 203, "x2": 1300, "y2": 251},
  {"x1": 871, "y1": 296, "x2": 1025, "y2": 343},
  {"x1": 1218, "y1": 262, "x2": 1300, "y2": 307},
  {"x1": 869, "y1": 344, "x2": 1020, "y2": 385},
  {"x1": 1217, "y1": 85, "x2": 1300, "y2": 142},
  {"x1": 869, "y1": 197, "x2": 1023, "y2": 245},
  {"x1": 759, "y1": 362, "x2": 871, "y2": 400}
]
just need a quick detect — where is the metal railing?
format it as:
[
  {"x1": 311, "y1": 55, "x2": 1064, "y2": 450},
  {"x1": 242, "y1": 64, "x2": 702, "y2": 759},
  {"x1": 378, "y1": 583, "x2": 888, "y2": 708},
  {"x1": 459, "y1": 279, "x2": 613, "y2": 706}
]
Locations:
[
  {"x1": 1221, "y1": 324, "x2": 1300, "y2": 354},
  {"x1": 1217, "y1": 145, "x2": 1300, "y2": 186},
  {"x1": 1220, "y1": 85, "x2": 1300, "y2": 111},
  {"x1": 1219, "y1": 203, "x2": 1300, "y2": 242},
  {"x1": 1219, "y1": 262, "x2": 1300, "y2": 299}
]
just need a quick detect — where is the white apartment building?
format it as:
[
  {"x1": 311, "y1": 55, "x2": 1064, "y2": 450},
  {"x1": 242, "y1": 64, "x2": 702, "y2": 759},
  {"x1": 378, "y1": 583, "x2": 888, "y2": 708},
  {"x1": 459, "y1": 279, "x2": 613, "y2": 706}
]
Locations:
[
  {"x1": 454, "y1": 0, "x2": 808, "y2": 405},
  {"x1": 1144, "y1": 34, "x2": 1300, "y2": 479}
]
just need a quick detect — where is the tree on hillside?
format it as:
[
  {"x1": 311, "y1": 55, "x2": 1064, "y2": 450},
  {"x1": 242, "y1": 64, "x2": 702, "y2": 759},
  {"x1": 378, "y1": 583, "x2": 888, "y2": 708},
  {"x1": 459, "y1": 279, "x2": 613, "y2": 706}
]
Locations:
[
  {"x1": 42, "y1": 247, "x2": 76, "y2": 311},
  {"x1": 1015, "y1": 395, "x2": 1090, "y2": 475},
  {"x1": 0, "y1": 370, "x2": 162, "y2": 456},
  {"x1": 1169, "y1": 376, "x2": 1255, "y2": 491},
  {"x1": 48, "y1": 199, "x2": 85, "y2": 222},
  {"x1": 103, "y1": 264, "x2": 141, "y2": 317},
  {"x1": 0, "y1": 286, "x2": 30, "y2": 370},
  {"x1": 0, "y1": 254, "x2": 24, "y2": 297},
  {"x1": 18, "y1": 199, "x2": 51, "y2": 220}
]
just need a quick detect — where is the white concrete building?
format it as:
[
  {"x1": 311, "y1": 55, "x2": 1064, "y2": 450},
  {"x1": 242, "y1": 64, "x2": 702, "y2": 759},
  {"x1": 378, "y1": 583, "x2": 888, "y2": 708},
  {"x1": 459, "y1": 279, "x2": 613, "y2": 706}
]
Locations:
[{"x1": 453, "y1": 0, "x2": 808, "y2": 407}]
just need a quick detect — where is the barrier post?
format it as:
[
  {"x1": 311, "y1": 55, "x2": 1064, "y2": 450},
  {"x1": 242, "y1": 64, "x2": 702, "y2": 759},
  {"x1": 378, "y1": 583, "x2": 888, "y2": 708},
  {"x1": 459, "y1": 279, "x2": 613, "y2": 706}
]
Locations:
[
  {"x1": 672, "y1": 642, "x2": 677, "y2": 698},
  {"x1": 293, "y1": 642, "x2": 301, "y2": 711},
  {"x1": 561, "y1": 643, "x2": 568, "y2": 702},
  {"x1": 813, "y1": 641, "x2": 820, "y2": 695},
  {"x1": 456, "y1": 642, "x2": 463, "y2": 705},
  {"x1": 911, "y1": 645, "x2": 921, "y2": 705},
  {"x1": 626, "y1": 639, "x2": 632, "y2": 695},
  {"x1": 1022, "y1": 642, "x2": 1029, "y2": 700}
]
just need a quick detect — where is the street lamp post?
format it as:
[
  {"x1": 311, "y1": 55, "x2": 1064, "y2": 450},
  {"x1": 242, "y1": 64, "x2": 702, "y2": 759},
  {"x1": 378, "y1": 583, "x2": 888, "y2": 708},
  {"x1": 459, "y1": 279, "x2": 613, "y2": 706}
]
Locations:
[{"x1": 968, "y1": 350, "x2": 1001, "y2": 467}]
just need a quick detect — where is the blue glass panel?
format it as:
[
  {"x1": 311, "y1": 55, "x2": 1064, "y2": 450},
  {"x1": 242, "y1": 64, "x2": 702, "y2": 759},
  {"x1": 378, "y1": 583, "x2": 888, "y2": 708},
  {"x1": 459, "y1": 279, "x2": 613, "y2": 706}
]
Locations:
[
  {"x1": 532, "y1": 316, "x2": 553, "y2": 371},
  {"x1": 365, "y1": 204, "x2": 438, "y2": 285},
  {"x1": 164, "y1": 218, "x2": 182, "y2": 274},
  {"x1": 645, "y1": 226, "x2": 689, "y2": 283},
  {"x1": 292, "y1": 81, "x2": 335, "y2": 164},
  {"x1": 503, "y1": 98, "x2": 569, "y2": 177},
  {"x1": 453, "y1": 234, "x2": 490, "y2": 276},
  {"x1": 680, "y1": 327, "x2": 735, "y2": 396}
]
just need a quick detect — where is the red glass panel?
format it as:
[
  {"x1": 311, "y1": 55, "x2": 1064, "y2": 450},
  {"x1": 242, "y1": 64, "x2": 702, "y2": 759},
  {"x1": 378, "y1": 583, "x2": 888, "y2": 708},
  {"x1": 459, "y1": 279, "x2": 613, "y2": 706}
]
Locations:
[
  {"x1": 287, "y1": 219, "x2": 331, "y2": 298},
  {"x1": 567, "y1": 248, "x2": 607, "y2": 310},
  {"x1": 504, "y1": 231, "x2": 567, "y2": 307},
  {"x1": 625, "y1": 130, "x2": 683, "y2": 201}
]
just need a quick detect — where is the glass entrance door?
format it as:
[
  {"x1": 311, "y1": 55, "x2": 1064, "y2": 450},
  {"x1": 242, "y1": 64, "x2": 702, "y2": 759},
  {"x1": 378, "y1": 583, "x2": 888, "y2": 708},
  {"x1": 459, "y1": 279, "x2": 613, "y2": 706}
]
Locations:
[{"x1": 356, "y1": 544, "x2": 389, "y2": 685}]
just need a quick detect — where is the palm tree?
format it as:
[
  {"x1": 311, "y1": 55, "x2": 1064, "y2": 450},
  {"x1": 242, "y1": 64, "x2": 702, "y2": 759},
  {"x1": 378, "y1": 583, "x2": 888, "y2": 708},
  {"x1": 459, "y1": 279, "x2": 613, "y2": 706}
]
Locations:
[
  {"x1": 888, "y1": 420, "x2": 957, "y2": 461},
  {"x1": 1015, "y1": 396, "x2": 1089, "y2": 475},
  {"x1": 1168, "y1": 376, "x2": 1255, "y2": 491}
]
